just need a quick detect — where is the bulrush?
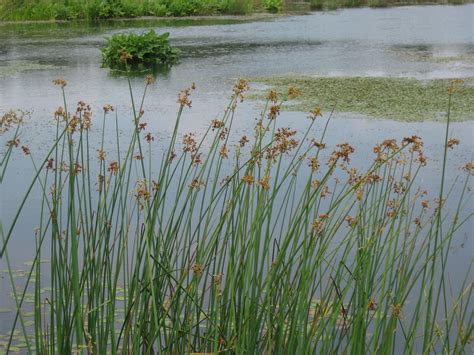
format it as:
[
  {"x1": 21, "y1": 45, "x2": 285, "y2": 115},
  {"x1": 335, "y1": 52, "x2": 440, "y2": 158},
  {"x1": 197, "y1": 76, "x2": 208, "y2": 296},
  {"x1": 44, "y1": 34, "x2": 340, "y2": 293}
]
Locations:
[{"x1": 2, "y1": 77, "x2": 470, "y2": 355}]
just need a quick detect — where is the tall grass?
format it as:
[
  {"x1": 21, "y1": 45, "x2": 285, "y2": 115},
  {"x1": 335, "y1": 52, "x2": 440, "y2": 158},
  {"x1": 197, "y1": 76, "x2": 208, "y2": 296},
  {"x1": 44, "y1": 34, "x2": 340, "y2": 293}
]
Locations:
[
  {"x1": 0, "y1": 77, "x2": 472, "y2": 353},
  {"x1": 1, "y1": 0, "x2": 469, "y2": 21},
  {"x1": 0, "y1": 0, "x2": 257, "y2": 21}
]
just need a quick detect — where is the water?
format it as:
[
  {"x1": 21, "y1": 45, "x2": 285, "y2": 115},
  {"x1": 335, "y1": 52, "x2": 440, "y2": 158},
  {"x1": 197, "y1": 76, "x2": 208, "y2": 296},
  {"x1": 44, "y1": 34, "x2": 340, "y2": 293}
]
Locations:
[{"x1": 0, "y1": 4, "x2": 473, "y2": 349}]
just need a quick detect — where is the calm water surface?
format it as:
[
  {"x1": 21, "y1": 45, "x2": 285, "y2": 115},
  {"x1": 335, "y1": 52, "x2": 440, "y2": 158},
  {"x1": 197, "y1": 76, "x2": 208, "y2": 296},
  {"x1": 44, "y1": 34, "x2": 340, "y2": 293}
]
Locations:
[{"x1": 0, "y1": 4, "x2": 473, "y2": 339}]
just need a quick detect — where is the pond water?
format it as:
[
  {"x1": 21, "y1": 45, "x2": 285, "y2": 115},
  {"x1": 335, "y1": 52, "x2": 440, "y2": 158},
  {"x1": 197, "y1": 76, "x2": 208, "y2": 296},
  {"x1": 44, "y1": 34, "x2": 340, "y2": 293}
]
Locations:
[{"x1": 0, "y1": 4, "x2": 473, "y2": 348}]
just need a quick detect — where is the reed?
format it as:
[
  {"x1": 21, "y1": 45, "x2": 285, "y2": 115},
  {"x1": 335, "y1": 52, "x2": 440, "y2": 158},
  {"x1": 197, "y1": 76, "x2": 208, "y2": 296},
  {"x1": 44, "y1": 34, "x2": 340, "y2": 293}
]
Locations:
[{"x1": 0, "y1": 77, "x2": 472, "y2": 353}]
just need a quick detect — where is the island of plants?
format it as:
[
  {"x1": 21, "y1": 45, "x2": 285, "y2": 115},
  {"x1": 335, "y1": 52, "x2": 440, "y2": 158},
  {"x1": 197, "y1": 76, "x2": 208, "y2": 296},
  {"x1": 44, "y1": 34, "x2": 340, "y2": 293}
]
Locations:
[{"x1": 101, "y1": 29, "x2": 179, "y2": 70}]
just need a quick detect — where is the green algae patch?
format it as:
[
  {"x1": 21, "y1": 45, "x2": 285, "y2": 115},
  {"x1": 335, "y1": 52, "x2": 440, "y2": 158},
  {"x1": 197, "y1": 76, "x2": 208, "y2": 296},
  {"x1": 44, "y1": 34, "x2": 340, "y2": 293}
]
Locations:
[
  {"x1": 251, "y1": 76, "x2": 474, "y2": 121},
  {"x1": 0, "y1": 60, "x2": 59, "y2": 77}
]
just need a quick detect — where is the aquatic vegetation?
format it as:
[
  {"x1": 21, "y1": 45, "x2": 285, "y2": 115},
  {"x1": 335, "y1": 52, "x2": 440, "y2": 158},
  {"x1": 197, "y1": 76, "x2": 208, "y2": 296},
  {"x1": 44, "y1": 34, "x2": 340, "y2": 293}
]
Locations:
[
  {"x1": 101, "y1": 30, "x2": 179, "y2": 70},
  {"x1": 1, "y1": 0, "x2": 470, "y2": 21},
  {"x1": 0, "y1": 77, "x2": 472, "y2": 353},
  {"x1": 253, "y1": 76, "x2": 474, "y2": 121},
  {"x1": 264, "y1": 0, "x2": 284, "y2": 12},
  {"x1": 309, "y1": 0, "x2": 468, "y2": 10},
  {"x1": 0, "y1": 0, "x2": 257, "y2": 21}
]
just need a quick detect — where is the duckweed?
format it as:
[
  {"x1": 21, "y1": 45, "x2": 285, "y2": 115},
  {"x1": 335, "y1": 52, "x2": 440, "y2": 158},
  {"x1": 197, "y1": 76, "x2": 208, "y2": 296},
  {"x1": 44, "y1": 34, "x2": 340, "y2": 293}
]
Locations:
[{"x1": 252, "y1": 76, "x2": 474, "y2": 121}]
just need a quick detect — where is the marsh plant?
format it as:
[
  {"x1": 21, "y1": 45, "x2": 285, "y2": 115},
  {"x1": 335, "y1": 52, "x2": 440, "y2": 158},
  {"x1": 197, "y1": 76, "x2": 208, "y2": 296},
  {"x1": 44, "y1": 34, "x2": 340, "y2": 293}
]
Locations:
[
  {"x1": 101, "y1": 30, "x2": 180, "y2": 70},
  {"x1": 1, "y1": 77, "x2": 472, "y2": 353},
  {"x1": 0, "y1": 0, "x2": 257, "y2": 20}
]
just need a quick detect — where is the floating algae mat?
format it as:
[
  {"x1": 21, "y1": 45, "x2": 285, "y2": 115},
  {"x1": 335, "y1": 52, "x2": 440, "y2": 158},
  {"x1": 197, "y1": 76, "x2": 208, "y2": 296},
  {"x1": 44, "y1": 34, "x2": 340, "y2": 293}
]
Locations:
[{"x1": 252, "y1": 76, "x2": 474, "y2": 121}]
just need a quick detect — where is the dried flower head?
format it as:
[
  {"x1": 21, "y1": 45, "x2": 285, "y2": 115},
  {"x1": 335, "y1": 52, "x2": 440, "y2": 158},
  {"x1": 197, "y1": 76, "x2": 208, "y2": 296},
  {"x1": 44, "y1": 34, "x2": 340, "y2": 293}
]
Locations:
[
  {"x1": 213, "y1": 273, "x2": 223, "y2": 287},
  {"x1": 312, "y1": 140, "x2": 326, "y2": 150},
  {"x1": 287, "y1": 85, "x2": 300, "y2": 99},
  {"x1": 183, "y1": 133, "x2": 197, "y2": 153},
  {"x1": 308, "y1": 157, "x2": 320, "y2": 172},
  {"x1": 345, "y1": 215, "x2": 356, "y2": 227},
  {"x1": 133, "y1": 179, "x2": 150, "y2": 207},
  {"x1": 242, "y1": 175, "x2": 254, "y2": 185},
  {"x1": 192, "y1": 153, "x2": 202, "y2": 166},
  {"x1": 308, "y1": 106, "x2": 322, "y2": 120},
  {"x1": 193, "y1": 263, "x2": 204, "y2": 277},
  {"x1": 73, "y1": 163, "x2": 82, "y2": 175},
  {"x1": 7, "y1": 138, "x2": 20, "y2": 147},
  {"x1": 76, "y1": 101, "x2": 92, "y2": 130},
  {"x1": 103, "y1": 104, "x2": 114, "y2": 113},
  {"x1": 367, "y1": 298, "x2": 377, "y2": 311},
  {"x1": 220, "y1": 144, "x2": 228, "y2": 159},
  {"x1": 97, "y1": 149, "x2": 106, "y2": 161},
  {"x1": 21, "y1": 146, "x2": 30, "y2": 155},
  {"x1": 145, "y1": 75, "x2": 155, "y2": 85},
  {"x1": 462, "y1": 161, "x2": 474, "y2": 175},
  {"x1": 366, "y1": 173, "x2": 381, "y2": 184},
  {"x1": 211, "y1": 119, "x2": 225, "y2": 130},
  {"x1": 268, "y1": 104, "x2": 280, "y2": 120},
  {"x1": 53, "y1": 78, "x2": 67, "y2": 88},
  {"x1": 447, "y1": 137, "x2": 460, "y2": 149},
  {"x1": 46, "y1": 158, "x2": 54, "y2": 170},
  {"x1": 1, "y1": 109, "x2": 29, "y2": 134},
  {"x1": 108, "y1": 161, "x2": 119, "y2": 174},
  {"x1": 219, "y1": 127, "x2": 228, "y2": 141},
  {"x1": 145, "y1": 133, "x2": 154, "y2": 142},
  {"x1": 177, "y1": 84, "x2": 195, "y2": 108},
  {"x1": 267, "y1": 89, "x2": 278, "y2": 103},
  {"x1": 311, "y1": 218, "x2": 325, "y2": 234},
  {"x1": 328, "y1": 143, "x2": 355, "y2": 166},
  {"x1": 54, "y1": 106, "x2": 67, "y2": 121},
  {"x1": 233, "y1": 79, "x2": 249, "y2": 102},
  {"x1": 392, "y1": 303, "x2": 402, "y2": 318},
  {"x1": 189, "y1": 178, "x2": 204, "y2": 190},
  {"x1": 257, "y1": 176, "x2": 270, "y2": 190},
  {"x1": 239, "y1": 136, "x2": 250, "y2": 148}
]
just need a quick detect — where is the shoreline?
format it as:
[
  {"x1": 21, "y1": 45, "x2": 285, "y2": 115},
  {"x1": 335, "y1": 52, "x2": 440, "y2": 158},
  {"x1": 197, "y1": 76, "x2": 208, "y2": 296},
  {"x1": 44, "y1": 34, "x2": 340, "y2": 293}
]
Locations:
[
  {"x1": 1, "y1": 2, "x2": 472, "y2": 25},
  {"x1": 0, "y1": 12, "x2": 281, "y2": 26}
]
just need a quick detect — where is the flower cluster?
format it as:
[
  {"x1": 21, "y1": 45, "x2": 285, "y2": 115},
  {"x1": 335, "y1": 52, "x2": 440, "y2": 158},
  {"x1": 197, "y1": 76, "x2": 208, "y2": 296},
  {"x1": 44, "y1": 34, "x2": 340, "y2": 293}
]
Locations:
[
  {"x1": 183, "y1": 133, "x2": 198, "y2": 153},
  {"x1": 265, "y1": 127, "x2": 299, "y2": 161},
  {"x1": 257, "y1": 176, "x2": 271, "y2": 190},
  {"x1": 52, "y1": 78, "x2": 67, "y2": 88},
  {"x1": 177, "y1": 83, "x2": 196, "y2": 108},
  {"x1": 1, "y1": 109, "x2": 29, "y2": 134},
  {"x1": 233, "y1": 79, "x2": 249, "y2": 102},
  {"x1": 328, "y1": 143, "x2": 355, "y2": 166}
]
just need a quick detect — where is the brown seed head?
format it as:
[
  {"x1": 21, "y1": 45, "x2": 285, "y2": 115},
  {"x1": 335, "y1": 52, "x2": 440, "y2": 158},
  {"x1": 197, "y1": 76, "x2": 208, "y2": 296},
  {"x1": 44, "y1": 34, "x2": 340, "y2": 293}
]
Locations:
[{"x1": 53, "y1": 79, "x2": 67, "y2": 88}]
